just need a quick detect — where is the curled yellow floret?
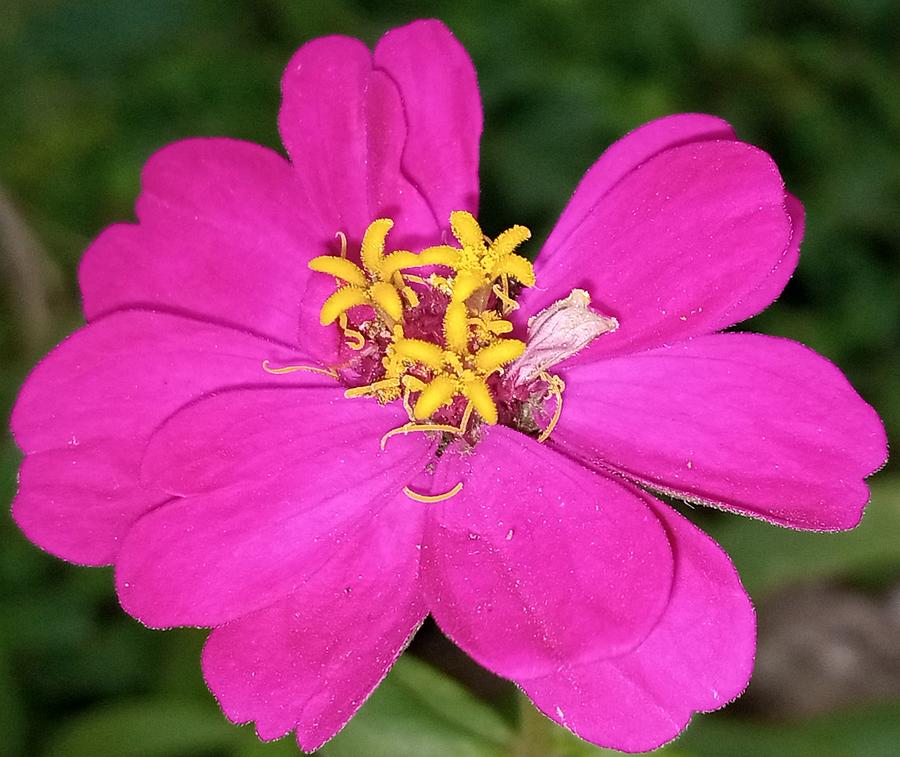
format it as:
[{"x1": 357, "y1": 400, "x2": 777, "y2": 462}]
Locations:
[
  {"x1": 307, "y1": 218, "x2": 422, "y2": 329},
  {"x1": 412, "y1": 211, "x2": 534, "y2": 307},
  {"x1": 396, "y1": 326, "x2": 524, "y2": 426}
]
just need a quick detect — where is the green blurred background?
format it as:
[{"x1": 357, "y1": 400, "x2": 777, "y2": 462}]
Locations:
[{"x1": 1, "y1": 1, "x2": 898, "y2": 755}]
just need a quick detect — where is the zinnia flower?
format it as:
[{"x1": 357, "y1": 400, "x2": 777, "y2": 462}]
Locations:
[{"x1": 11, "y1": 19, "x2": 887, "y2": 753}]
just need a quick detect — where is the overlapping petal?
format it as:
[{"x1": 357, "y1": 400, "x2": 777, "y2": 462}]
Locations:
[
  {"x1": 11, "y1": 310, "x2": 321, "y2": 565},
  {"x1": 117, "y1": 387, "x2": 432, "y2": 628},
  {"x1": 421, "y1": 427, "x2": 673, "y2": 680},
  {"x1": 552, "y1": 333, "x2": 888, "y2": 530},
  {"x1": 279, "y1": 35, "x2": 437, "y2": 250},
  {"x1": 14, "y1": 442, "x2": 160, "y2": 569},
  {"x1": 723, "y1": 192, "x2": 804, "y2": 325},
  {"x1": 521, "y1": 493, "x2": 755, "y2": 753},
  {"x1": 80, "y1": 139, "x2": 321, "y2": 345},
  {"x1": 518, "y1": 140, "x2": 793, "y2": 360},
  {"x1": 203, "y1": 496, "x2": 426, "y2": 749},
  {"x1": 375, "y1": 19, "x2": 482, "y2": 225}
]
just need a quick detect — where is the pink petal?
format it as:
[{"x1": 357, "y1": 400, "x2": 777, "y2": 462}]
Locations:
[
  {"x1": 11, "y1": 310, "x2": 319, "y2": 565},
  {"x1": 79, "y1": 139, "x2": 322, "y2": 345},
  {"x1": 520, "y1": 493, "x2": 755, "y2": 753},
  {"x1": 518, "y1": 140, "x2": 792, "y2": 359},
  {"x1": 724, "y1": 192, "x2": 804, "y2": 325},
  {"x1": 117, "y1": 388, "x2": 433, "y2": 628},
  {"x1": 543, "y1": 114, "x2": 737, "y2": 257},
  {"x1": 202, "y1": 496, "x2": 426, "y2": 749},
  {"x1": 421, "y1": 427, "x2": 673, "y2": 680},
  {"x1": 541, "y1": 117, "x2": 803, "y2": 332},
  {"x1": 13, "y1": 442, "x2": 163, "y2": 568},
  {"x1": 554, "y1": 333, "x2": 888, "y2": 530},
  {"x1": 278, "y1": 35, "x2": 437, "y2": 250},
  {"x1": 374, "y1": 19, "x2": 482, "y2": 225}
]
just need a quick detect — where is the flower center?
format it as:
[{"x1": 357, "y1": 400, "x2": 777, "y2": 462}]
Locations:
[
  {"x1": 272, "y1": 211, "x2": 618, "y2": 500},
  {"x1": 308, "y1": 211, "x2": 550, "y2": 431}
]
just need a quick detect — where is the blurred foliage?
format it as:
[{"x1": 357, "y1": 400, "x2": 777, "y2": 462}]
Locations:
[
  {"x1": 697, "y1": 475, "x2": 900, "y2": 597},
  {"x1": 1, "y1": 1, "x2": 898, "y2": 755}
]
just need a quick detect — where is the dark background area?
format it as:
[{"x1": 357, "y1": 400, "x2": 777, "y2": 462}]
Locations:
[{"x1": 1, "y1": 1, "x2": 898, "y2": 755}]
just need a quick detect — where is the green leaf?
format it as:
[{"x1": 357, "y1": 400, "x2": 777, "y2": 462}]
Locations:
[
  {"x1": 44, "y1": 699, "x2": 244, "y2": 757},
  {"x1": 0, "y1": 645, "x2": 26, "y2": 757},
  {"x1": 321, "y1": 655, "x2": 512, "y2": 757},
  {"x1": 674, "y1": 703, "x2": 900, "y2": 757},
  {"x1": 232, "y1": 737, "x2": 300, "y2": 757},
  {"x1": 530, "y1": 702, "x2": 900, "y2": 757},
  {"x1": 697, "y1": 475, "x2": 900, "y2": 596}
]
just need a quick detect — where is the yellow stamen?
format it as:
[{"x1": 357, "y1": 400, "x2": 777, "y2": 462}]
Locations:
[
  {"x1": 337, "y1": 313, "x2": 366, "y2": 350},
  {"x1": 414, "y1": 375, "x2": 456, "y2": 419},
  {"x1": 395, "y1": 339, "x2": 444, "y2": 370},
  {"x1": 345, "y1": 330, "x2": 366, "y2": 349},
  {"x1": 262, "y1": 360, "x2": 338, "y2": 379},
  {"x1": 452, "y1": 270, "x2": 483, "y2": 302},
  {"x1": 360, "y1": 218, "x2": 393, "y2": 274},
  {"x1": 536, "y1": 370, "x2": 566, "y2": 443},
  {"x1": 403, "y1": 482, "x2": 464, "y2": 503},
  {"x1": 401, "y1": 374, "x2": 428, "y2": 392},
  {"x1": 462, "y1": 376, "x2": 498, "y2": 425},
  {"x1": 449, "y1": 210, "x2": 485, "y2": 249},
  {"x1": 380, "y1": 422, "x2": 463, "y2": 451},
  {"x1": 488, "y1": 319, "x2": 513, "y2": 335},
  {"x1": 492, "y1": 280, "x2": 520, "y2": 314},
  {"x1": 320, "y1": 286, "x2": 370, "y2": 325},
  {"x1": 308, "y1": 255, "x2": 367, "y2": 287},
  {"x1": 491, "y1": 224, "x2": 531, "y2": 258},
  {"x1": 428, "y1": 274, "x2": 454, "y2": 295},
  {"x1": 418, "y1": 245, "x2": 461, "y2": 268},
  {"x1": 459, "y1": 400, "x2": 475, "y2": 432},
  {"x1": 393, "y1": 272, "x2": 420, "y2": 308},
  {"x1": 344, "y1": 378, "x2": 400, "y2": 398},
  {"x1": 335, "y1": 231, "x2": 348, "y2": 258},
  {"x1": 444, "y1": 301, "x2": 470, "y2": 353},
  {"x1": 494, "y1": 254, "x2": 535, "y2": 287},
  {"x1": 370, "y1": 280, "x2": 404, "y2": 322},
  {"x1": 476, "y1": 339, "x2": 526, "y2": 374},
  {"x1": 468, "y1": 313, "x2": 514, "y2": 345},
  {"x1": 381, "y1": 250, "x2": 421, "y2": 279},
  {"x1": 401, "y1": 386, "x2": 416, "y2": 421},
  {"x1": 402, "y1": 287, "x2": 420, "y2": 307}
]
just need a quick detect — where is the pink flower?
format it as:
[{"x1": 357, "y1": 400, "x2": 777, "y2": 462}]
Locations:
[{"x1": 11, "y1": 19, "x2": 886, "y2": 753}]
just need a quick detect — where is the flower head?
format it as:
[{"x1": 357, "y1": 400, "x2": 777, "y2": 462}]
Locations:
[{"x1": 10, "y1": 19, "x2": 887, "y2": 753}]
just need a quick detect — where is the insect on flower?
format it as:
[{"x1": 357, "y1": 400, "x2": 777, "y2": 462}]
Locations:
[{"x1": 10, "y1": 19, "x2": 887, "y2": 753}]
